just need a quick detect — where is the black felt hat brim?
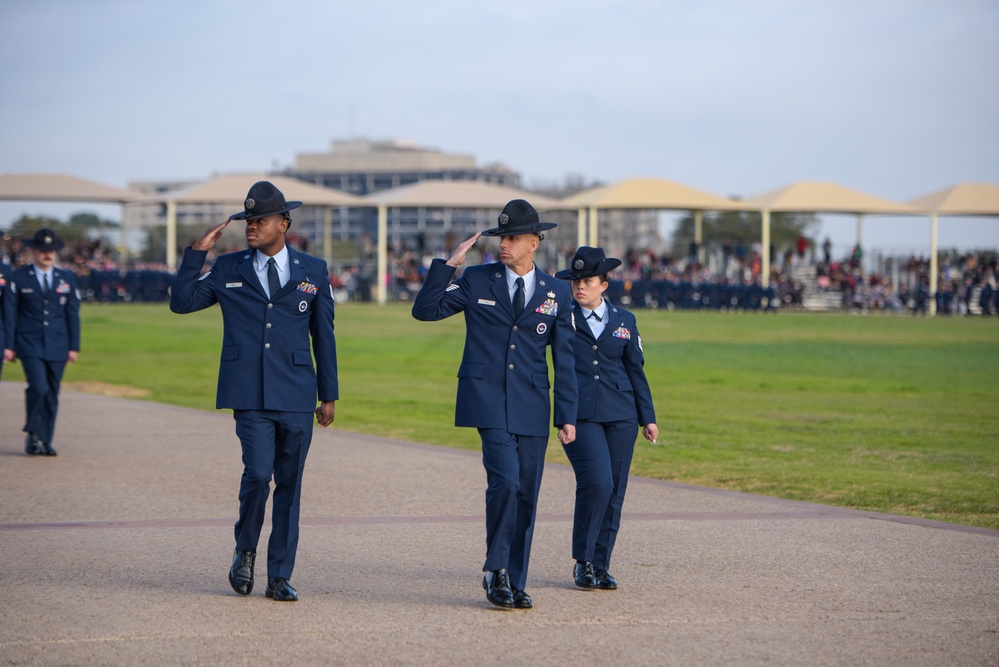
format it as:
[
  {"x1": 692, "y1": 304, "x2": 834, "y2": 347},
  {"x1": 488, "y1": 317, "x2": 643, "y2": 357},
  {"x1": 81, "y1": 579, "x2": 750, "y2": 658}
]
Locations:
[
  {"x1": 554, "y1": 258, "x2": 622, "y2": 280},
  {"x1": 481, "y1": 221, "x2": 558, "y2": 237},
  {"x1": 229, "y1": 201, "x2": 303, "y2": 221}
]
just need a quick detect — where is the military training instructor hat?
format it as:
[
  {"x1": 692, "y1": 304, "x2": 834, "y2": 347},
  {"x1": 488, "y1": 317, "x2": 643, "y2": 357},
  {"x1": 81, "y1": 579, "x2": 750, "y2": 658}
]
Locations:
[
  {"x1": 555, "y1": 246, "x2": 622, "y2": 280},
  {"x1": 481, "y1": 199, "x2": 558, "y2": 237},
  {"x1": 25, "y1": 227, "x2": 65, "y2": 251},
  {"x1": 229, "y1": 181, "x2": 303, "y2": 221}
]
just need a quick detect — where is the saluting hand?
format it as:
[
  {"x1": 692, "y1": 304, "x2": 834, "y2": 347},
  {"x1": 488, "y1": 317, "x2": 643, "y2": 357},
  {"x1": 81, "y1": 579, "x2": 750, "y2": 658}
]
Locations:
[
  {"x1": 192, "y1": 218, "x2": 232, "y2": 252},
  {"x1": 445, "y1": 233, "x2": 481, "y2": 268}
]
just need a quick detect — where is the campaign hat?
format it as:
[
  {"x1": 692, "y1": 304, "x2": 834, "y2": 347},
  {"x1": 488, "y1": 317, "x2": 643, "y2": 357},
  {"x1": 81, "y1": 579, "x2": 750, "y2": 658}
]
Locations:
[
  {"x1": 481, "y1": 199, "x2": 557, "y2": 237},
  {"x1": 555, "y1": 246, "x2": 622, "y2": 280},
  {"x1": 25, "y1": 228, "x2": 65, "y2": 251},
  {"x1": 229, "y1": 181, "x2": 303, "y2": 221}
]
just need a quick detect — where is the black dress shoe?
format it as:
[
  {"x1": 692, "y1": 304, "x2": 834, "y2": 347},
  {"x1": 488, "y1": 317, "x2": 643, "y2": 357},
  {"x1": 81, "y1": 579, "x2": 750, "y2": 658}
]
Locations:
[
  {"x1": 265, "y1": 577, "x2": 298, "y2": 601},
  {"x1": 228, "y1": 549, "x2": 255, "y2": 595},
  {"x1": 595, "y1": 569, "x2": 618, "y2": 590},
  {"x1": 40, "y1": 441, "x2": 57, "y2": 456},
  {"x1": 25, "y1": 433, "x2": 43, "y2": 456},
  {"x1": 512, "y1": 588, "x2": 533, "y2": 609},
  {"x1": 482, "y1": 568, "x2": 514, "y2": 608},
  {"x1": 573, "y1": 561, "x2": 597, "y2": 589}
]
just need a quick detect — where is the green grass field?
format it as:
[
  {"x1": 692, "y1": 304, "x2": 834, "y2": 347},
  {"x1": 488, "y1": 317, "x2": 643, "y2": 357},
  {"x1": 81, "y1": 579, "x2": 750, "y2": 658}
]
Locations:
[{"x1": 6, "y1": 303, "x2": 997, "y2": 529}]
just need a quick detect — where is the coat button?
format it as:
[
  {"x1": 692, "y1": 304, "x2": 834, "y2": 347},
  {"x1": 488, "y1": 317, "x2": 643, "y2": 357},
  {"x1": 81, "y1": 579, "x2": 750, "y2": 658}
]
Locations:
[
  {"x1": 593, "y1": 374, "x2": 600, "y2": 380},
  {"x1": 266, "y1": 323, "x2": 272, "y2": 329},
  {"x1": 593, "y1": 360, "x2": 599, "y2": 365},
  {"x1": 512, "y1": 326, "x2": 518, "y2": 331},
  {"x1": 267, "y1": 303, "x2": 274, "y2": 309},
  {"x1": 592, "y1": 345, "x2": 598, "y2": 350},
  {"x1": 509, "y1": 344, "x2": 516, "y2": 350},
  {"x1": 508, "y1": 364, "x2": 515, "y2": 370},
  {"x1": 264, "y1": 343, "x2": 271, "y2": 349}
]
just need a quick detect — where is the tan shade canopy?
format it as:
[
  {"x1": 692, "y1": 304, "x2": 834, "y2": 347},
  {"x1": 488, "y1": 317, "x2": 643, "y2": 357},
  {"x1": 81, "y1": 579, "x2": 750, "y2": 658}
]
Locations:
[
  {"x1": 162, "y1": 173, "x2": 365, "y2": 207},
  {"x1": 364, "y1": 180, "x2": 560, "y2": 210},
  {"x1": 744, "y1": 181, "x2": 917, "y2": 214},
  {"x1": 0, "y1": 173, "x2": 146, "y2": 204},
  {"x1": 559, "y1": 177, "x2": 741, "y2": 211},
  {"x1": 906, "y1": 183, "x2": 999, "y2": 216}
]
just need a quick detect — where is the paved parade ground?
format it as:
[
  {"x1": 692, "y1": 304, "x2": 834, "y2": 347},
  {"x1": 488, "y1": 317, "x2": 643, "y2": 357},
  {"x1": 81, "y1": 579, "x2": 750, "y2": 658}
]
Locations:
[{"x1": 1, "y1": 382, "x2": 996, "y2": 666}]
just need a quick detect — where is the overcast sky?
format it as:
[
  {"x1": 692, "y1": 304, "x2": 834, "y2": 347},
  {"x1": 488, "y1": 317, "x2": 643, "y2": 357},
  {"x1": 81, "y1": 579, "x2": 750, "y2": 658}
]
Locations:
[{"x1": 1, "y1": 0, "x2": 997, "y2": 255}]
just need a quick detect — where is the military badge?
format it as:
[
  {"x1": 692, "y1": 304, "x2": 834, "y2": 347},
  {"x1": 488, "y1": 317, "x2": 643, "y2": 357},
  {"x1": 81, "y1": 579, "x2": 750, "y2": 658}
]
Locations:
[
  {"x1": 56, "y1": 281, "x2": 71, "y2": 294},
  {"x1": 535, "y1": 298, "x2": 558, "y2": 316},
  {"x1": 299, "y1": 301, "x2": 308, "y2": 312},
  {"x1": 296, "y1": 281, "x2": 318, "y2": 295},
  {"x1": 446, "y1": 283, "x2": 460, "y2": 292},
  {"x1": 612, "y1": 326, "x2": 632, "y2": 340},
  {"x1": 536, "y1": 322, "x2": 548, "y2": 335},
  {"x1": 245, "y1": 197, "x2": 256, "y2": 210}
]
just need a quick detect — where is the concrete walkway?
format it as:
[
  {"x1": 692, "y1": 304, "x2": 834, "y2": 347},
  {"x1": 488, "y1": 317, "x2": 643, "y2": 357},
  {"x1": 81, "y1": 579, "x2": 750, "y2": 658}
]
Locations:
[{"x1": 1, "y1": 382, "x2": 996, "y2": 666}]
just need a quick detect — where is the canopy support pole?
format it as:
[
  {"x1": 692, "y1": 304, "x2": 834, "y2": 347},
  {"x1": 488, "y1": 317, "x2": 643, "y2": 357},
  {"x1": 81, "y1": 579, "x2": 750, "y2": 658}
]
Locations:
[
  {"x1": 167, "y1": 200, "x2": 177, "y2": 271},
  {"x1": 377, "y1": 204, "x2": 388, "y2": 305},
  {"x1": 761, "y1": 209, "x2": 771, "y2": 287},
  {"x1": 929, "y1": 212, "x2": 938, "y2": 317}
]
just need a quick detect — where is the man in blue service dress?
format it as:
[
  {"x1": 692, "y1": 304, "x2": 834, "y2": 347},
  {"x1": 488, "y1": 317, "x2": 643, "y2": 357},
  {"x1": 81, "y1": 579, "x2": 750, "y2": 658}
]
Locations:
[
  {"x1": 4, "y1": 229, "x2": 81, "y2": 457},
  {"x1": 170, "y1": 181, "x2": 338, "y2": 602},
  {"x1": 412, "y1": 199, "x2": 578, "y2": 610}
]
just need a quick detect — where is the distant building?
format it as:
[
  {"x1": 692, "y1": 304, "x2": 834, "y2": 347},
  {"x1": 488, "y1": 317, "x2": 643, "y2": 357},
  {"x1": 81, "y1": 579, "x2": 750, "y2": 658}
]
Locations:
[
  {"x1": 125, "y1": 139, "x2": 525, "y2": 266},
  {"x1": 282, "y1": 139, "x2": 521, "y2": 257}
]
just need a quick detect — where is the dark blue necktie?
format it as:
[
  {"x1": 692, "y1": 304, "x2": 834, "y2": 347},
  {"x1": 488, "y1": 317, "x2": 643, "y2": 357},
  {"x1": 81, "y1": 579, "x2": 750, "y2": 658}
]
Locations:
[
  {"x1": 588, "y1": 311, "x2": 601, "y2": 322},
  {"x1": 43, "y1": 273, "x2": 51, "y2": 295},
  {"x1": 513, "y1": 277, "x2": 525, "y2": 313},
  {"x1": 267, "y1": 257, "x2": 280, "y2": 299}
]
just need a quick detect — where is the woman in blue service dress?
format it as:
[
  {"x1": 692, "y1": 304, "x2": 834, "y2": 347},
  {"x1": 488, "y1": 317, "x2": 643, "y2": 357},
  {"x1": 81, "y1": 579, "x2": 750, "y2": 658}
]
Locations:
[{"x1": 555, "y1": 247, "x2": 659, "y2": 590}]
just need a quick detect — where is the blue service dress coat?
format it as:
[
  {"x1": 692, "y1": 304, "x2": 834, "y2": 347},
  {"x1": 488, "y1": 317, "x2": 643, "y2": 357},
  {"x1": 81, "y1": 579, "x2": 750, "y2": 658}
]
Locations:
[
  {"x1": 169, "y1": 247, "x2": 339, "y2": 410},
  {"x1": 573, "y1": 301, "x2": 655, "y2": 426},
  {"x1": 412, "y1": 258, "x2": 577, "y2": 435},
  {"x1": 3, "y1": 265, "x2": 81, "y2": 362}
]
